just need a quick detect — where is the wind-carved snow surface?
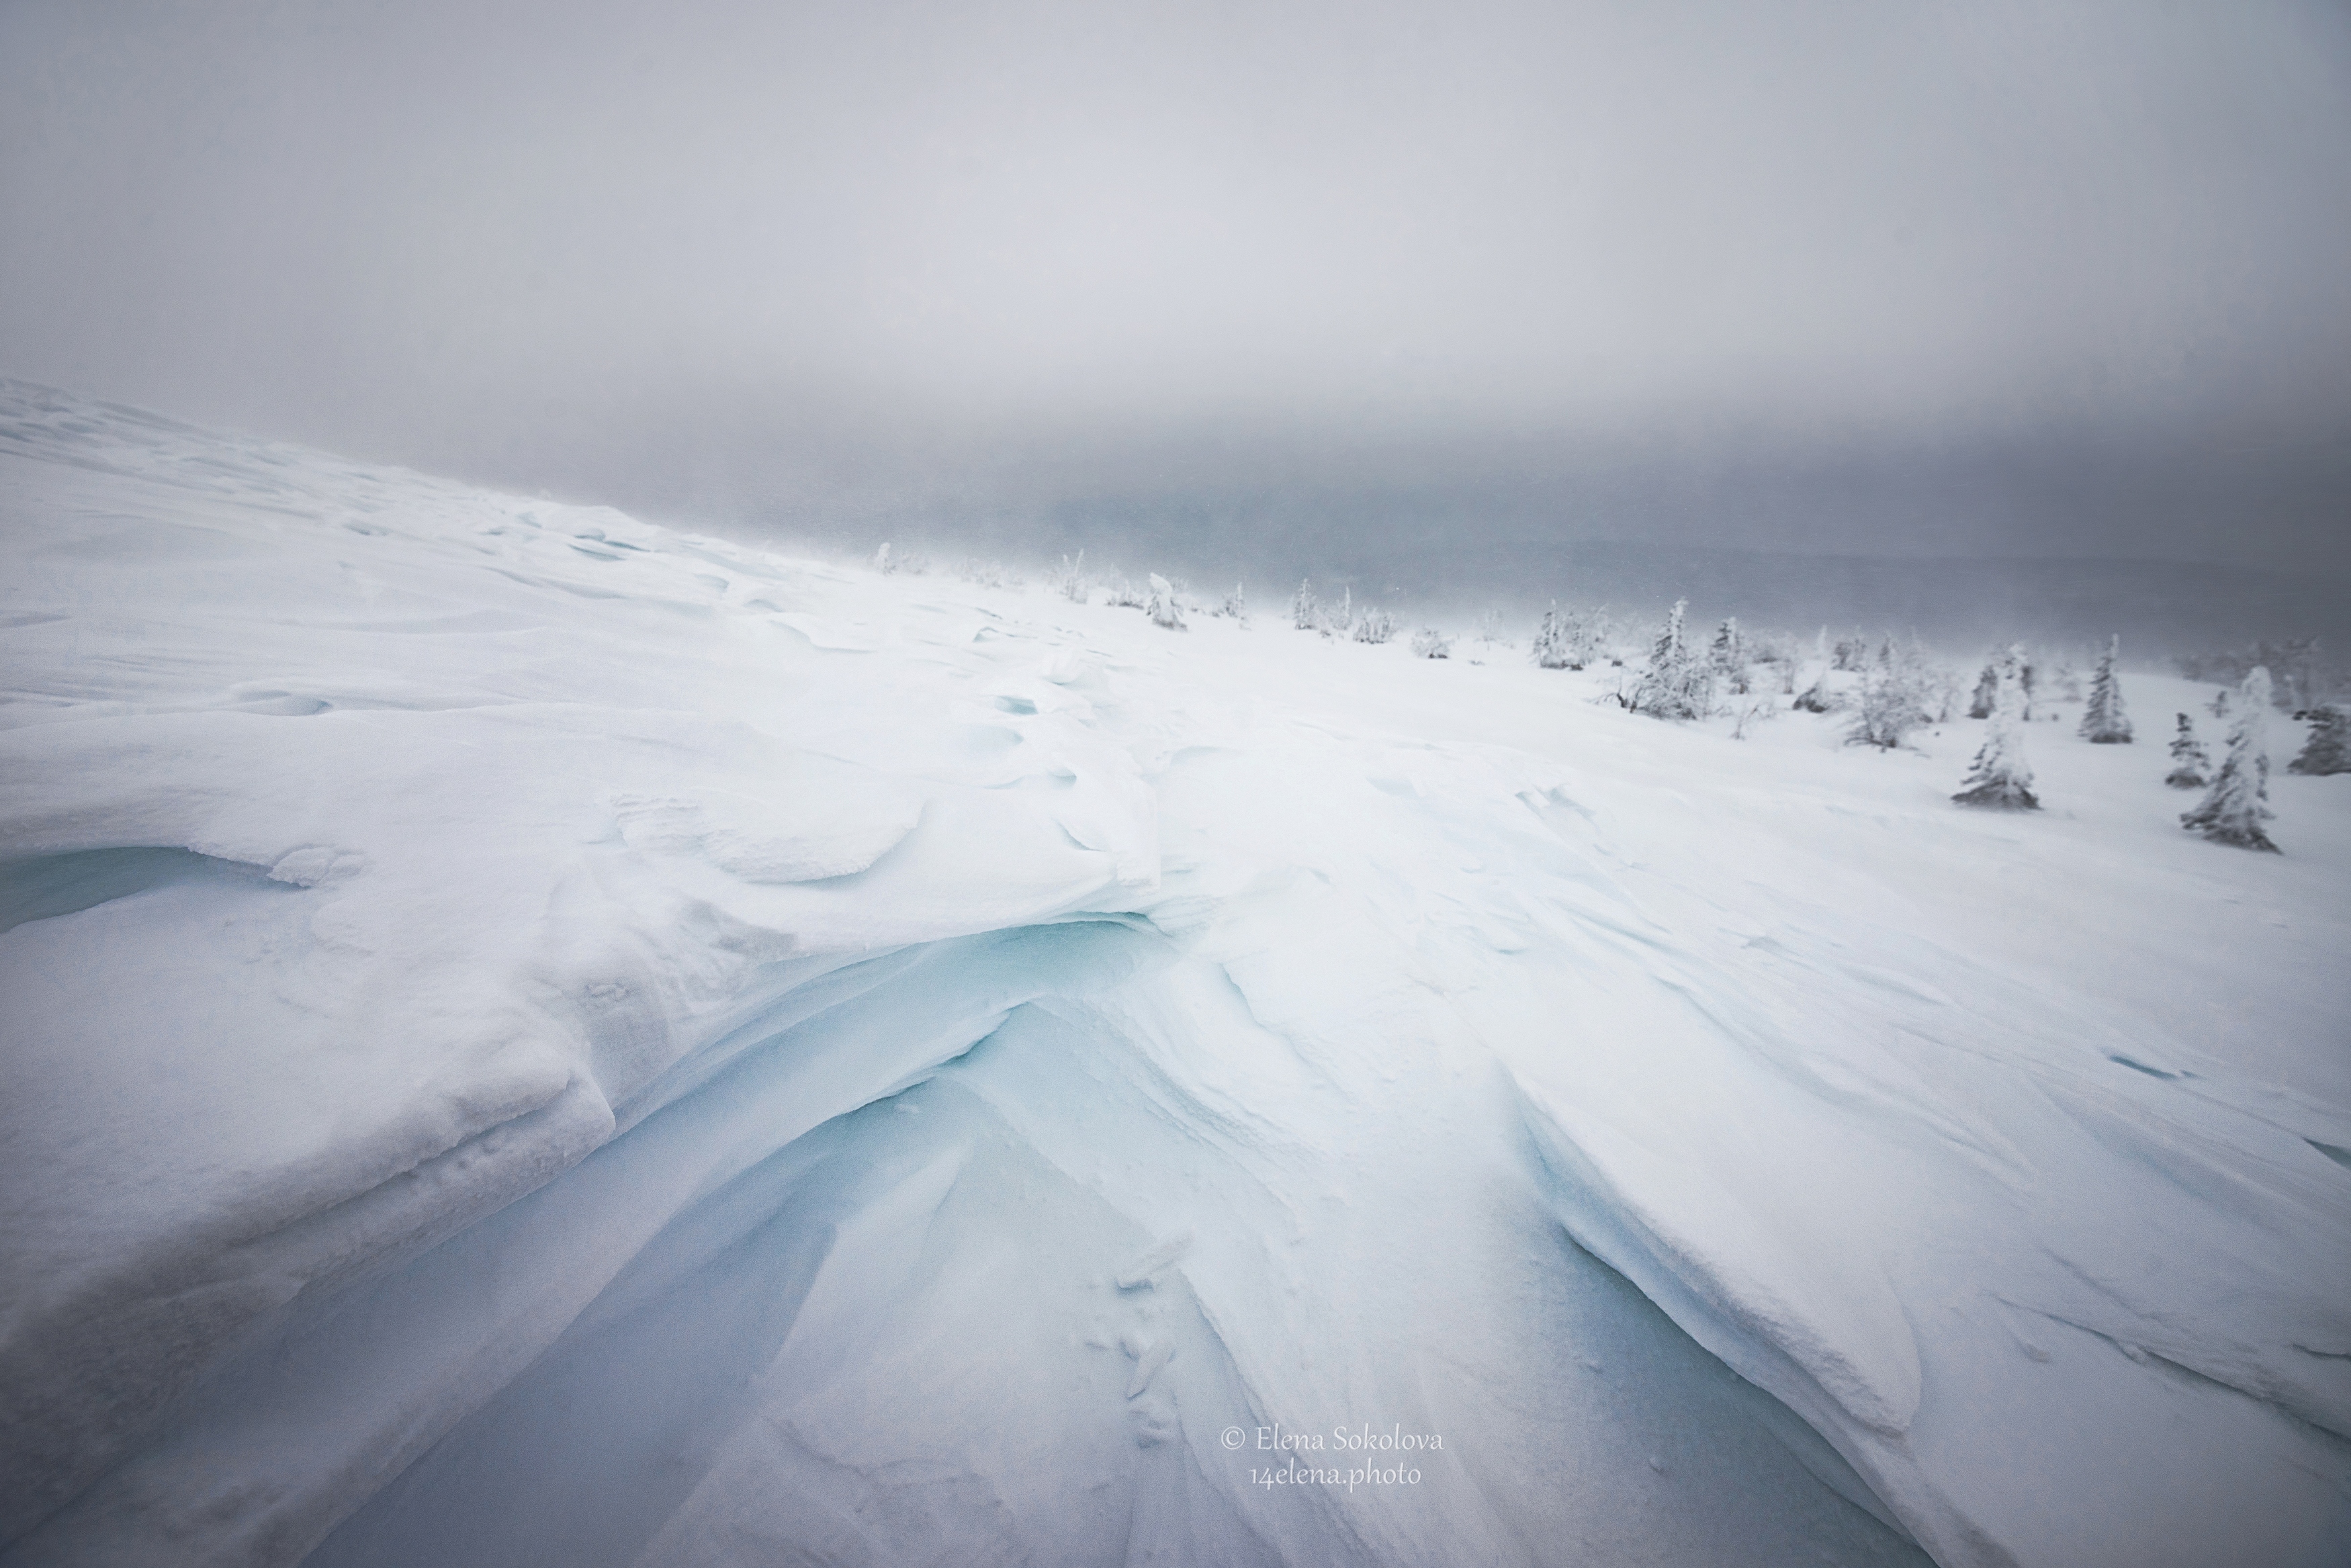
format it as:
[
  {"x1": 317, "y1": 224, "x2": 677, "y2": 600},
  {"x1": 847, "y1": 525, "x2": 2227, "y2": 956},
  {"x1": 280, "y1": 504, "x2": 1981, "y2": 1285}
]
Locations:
[{"x1": 1, "y1": 381, "x2": 2346, "y2": 1567}]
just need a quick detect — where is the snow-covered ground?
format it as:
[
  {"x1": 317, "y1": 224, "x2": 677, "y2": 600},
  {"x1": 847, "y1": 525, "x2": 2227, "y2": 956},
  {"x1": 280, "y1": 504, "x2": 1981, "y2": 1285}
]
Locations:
[{"x1": 2, "y1": 381, "x2": 2346, "y2": 1568}]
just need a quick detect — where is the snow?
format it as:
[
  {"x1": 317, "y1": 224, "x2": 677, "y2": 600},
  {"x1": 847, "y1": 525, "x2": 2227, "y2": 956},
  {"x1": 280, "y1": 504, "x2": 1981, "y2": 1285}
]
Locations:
[{"x1": 1, "y1": 381, "x2": 2347, "y2": 1567}]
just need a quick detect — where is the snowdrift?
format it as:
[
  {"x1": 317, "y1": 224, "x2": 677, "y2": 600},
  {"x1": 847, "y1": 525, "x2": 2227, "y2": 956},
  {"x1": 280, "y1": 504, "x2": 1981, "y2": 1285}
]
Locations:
[{"x1": 2, "y1": 382, "x2": 2346, "y2": 1567}]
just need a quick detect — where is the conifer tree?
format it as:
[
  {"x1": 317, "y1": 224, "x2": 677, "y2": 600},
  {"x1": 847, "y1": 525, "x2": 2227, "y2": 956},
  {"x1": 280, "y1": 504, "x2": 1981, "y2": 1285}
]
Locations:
[
  {"x1": 1321, "y1": 586, "x2": 1355, "y2": 639},
  {"x1": 1708, "y1": 618, "x2": 1748, "y2": 695},
  {"x1": 1628, "y1": 598, "x2": 1707, "y2": 718},
  {"x1": 1953, "y1": 657, "x2": 2039, "y2": 809},
  {"x1": 1570, "y1": 607, "x2": 1609, "y2": 670},
  {"x1": 2287, "y1": 704, "x2": 2350, "y2": 776},
  {"x1": 2164, "y1": 714, "x2": 2211, "y2": 789},
  {"x1": 1967, "y1": 659, "x2": 1999, "y2": 720},
  {"x1": 1849, "y1": 637, "x2": 1932, "y2": 749},
  {"x1": 1290, "y1": 579, "x2": 1317, "y2": 631},
  {"x1": 1532, "y1": 603, "x2": 1572, "y2": 669},
  {"x1": 1145, "y1": 573, "x2": 1187, "y2": 631},
  {"x1": 2181, "y1": 667, "x2": 2278, "y2": 850},
  {"x1": 2078, "y1": 635, "x2": 2133, "y2": 743}
]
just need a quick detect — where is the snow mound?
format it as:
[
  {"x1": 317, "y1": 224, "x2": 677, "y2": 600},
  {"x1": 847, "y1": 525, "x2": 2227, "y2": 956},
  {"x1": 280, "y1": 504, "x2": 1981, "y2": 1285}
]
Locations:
[{"x1": 2, "y1": 381, "x2": 2346, "y2": 1567}]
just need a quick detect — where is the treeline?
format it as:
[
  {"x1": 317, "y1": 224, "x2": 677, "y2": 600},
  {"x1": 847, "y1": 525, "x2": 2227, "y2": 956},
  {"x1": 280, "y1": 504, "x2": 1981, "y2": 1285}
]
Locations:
[{"x1": 867, "y1": 542, "x2": 2344, "y2": 849}]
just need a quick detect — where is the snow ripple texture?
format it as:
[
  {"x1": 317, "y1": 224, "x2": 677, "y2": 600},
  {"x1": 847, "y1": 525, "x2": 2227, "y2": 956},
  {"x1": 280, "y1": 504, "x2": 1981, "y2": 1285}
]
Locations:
[{"x1": 1, "y1": 382, "x2": 2347, "y2": 1567}]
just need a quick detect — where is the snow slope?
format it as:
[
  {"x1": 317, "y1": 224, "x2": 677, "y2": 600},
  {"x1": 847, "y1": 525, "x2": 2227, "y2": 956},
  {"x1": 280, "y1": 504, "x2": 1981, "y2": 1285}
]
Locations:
[{"x1": 1, "y1": 381, "x2": 2346, "y2": 1567}]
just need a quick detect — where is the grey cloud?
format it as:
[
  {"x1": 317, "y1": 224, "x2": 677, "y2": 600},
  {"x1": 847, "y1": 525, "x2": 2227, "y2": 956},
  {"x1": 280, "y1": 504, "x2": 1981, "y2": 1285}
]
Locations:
[{"x1": 5, "y1": 0, "x2": 2349, "y2": 578}]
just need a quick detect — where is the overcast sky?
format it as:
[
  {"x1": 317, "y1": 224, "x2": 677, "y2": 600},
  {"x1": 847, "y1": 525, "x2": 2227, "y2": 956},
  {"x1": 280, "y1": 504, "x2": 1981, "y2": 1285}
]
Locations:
[{"x1": 5, "y1": 0, "x2": 2350, "y2": 573}]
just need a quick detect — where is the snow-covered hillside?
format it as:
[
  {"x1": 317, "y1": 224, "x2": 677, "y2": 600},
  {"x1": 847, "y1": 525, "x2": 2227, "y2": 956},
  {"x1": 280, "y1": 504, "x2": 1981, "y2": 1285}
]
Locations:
[{"x1": 2, "y1": 382, "x2": 2346, "y2": 1568}]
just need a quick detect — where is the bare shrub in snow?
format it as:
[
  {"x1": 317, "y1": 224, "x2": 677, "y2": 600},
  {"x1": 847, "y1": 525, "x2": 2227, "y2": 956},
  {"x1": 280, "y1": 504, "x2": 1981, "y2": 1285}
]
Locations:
[
  {"x1": 1474, "y1": 608, "x2": 1512, "y2": 649},
  {"x1": 2289, "y1": 706, "x2": 2350, "y2": 775},
  {"x1": 2182, "y1": 667, "x2": 2279, "y2": 850},
  {"x1": 2165, "y1": 713, "x2": 2211, "y2": 788},
  {"x1": 1953, "y1": 657, "x2": 2039, "y2": 810},
  {"x1": 1411, "y1": 626, "x2": 1454, "y2": 659},
  {"x1": 1354, "y1": 606, "x2": 1397, "y2": 643},
  {"x1": 2078, "y1": 635, "x2": 2132, "y2": 743},
  {"x1": 1103, "y1": 573, "x2": 1145, "y2": 609},
  {"x1": 1730, "y1": 693, "x2": 1778, "y2": 739}
]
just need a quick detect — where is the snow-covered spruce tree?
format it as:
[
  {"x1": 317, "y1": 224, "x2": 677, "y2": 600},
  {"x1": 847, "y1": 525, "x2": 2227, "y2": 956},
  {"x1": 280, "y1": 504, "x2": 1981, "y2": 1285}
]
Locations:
[
  {"x1": 2078, "y1": 635, "x2": 2132, "y2": 743},
  {"x1": 1743, "y1": 629, "x2": 1795, "y2": 694},
  {"x1": 1145, "y1": 573, "x2": 1187, "y2": 631},
  {"x1": 1321, "y1": 587, "x2": 1355, "y2": 639},
  {"x1": 1219, "y1": 582, "x2": 1248, "y2": 622},
  {"x1": 1290, "y1": 579, "x2": 1317, "y2": 631},
  {"x1": 2165, "y1": 714, "x2": 2211, "y2": 788},
  {"x1": 1967, "y1": 659, "x2": 1999, "y2": 720},
  {"x1": 1953, "y1": 661, "x2": 2039, "y2": 809},
  {"x1": 1847, "y1": 638, "x2": 1933, "y2": 749},
  {"x1": 1628, "y1": 598, "x2": 1709, "y2": 718},
  {"x1": 875, "y1": 541, "x2": 897, "y2": 575},
  {"x1": 1354, "y1": 605, "x2": 1396, "y2": 644},
  {"x1": 2208, "y1": 686, "x2": 2231, "y2": 720},
  {"x1": 1566, "y1": 607, "x2": 1609, "y2": 670},
  {"x1": 1532, "y1": 604, "x2": 1573, "y2": 669},
  {"x1": 1913, "y1": 636, "x2": 1962, "y2": 723},
  {"x1": 1411, "y1": 625, "x2": 1454, "y2": 659},
  {"x1": 2181, "y1": 667, "x2": 2278, "y2": 850},
  {"x1": 1050, "y1": 551, "x2": 1088, "y2": 602},
  {"x1": 2289, "y1": 705, "x2": 2351, "y2": 775},
  {"x1": 1707, "y1": 618, "x2": 1749, "y2": 696},
  {"x1": 1103, "y1": 573, "x2": 1145, "y2": 609},
  {"x1": 1968, "y1": 645, "x2": 2035, "y2": 721}
]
